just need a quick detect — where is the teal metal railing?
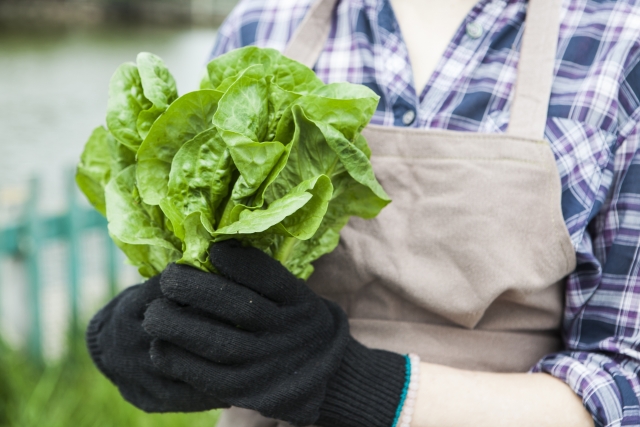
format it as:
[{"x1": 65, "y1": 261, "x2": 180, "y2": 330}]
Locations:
[{"x1": 0, "y1": 172, "x2": 119, "y2": 362}]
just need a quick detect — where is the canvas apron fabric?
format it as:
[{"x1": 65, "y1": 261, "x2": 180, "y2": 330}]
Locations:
[{"x1": 217, "y1": 0, "x2": 576, "y2": 425}]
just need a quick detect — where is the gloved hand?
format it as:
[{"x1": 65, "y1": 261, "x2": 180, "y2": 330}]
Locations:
[
  {"x1": 143, "y1": 240, "x2": 408, "y2": 427},
  {"x1": 85, "y1": 275, "x2": 228, "y2": 413}
]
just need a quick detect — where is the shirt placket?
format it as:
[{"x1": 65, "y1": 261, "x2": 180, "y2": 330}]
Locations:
[{"x1": 409, "y1": 0, "x2": 510, "y2": 128}]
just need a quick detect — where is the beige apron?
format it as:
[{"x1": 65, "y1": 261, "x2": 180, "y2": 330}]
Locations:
[{"x1": 218, "y1": 0, "x2": 576, "y2": 425}]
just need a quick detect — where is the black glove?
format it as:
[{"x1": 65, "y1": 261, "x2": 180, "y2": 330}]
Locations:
[
  {"x1": 143, "y1": 240, "x2": 408, "y2": 427},
  {"x1": 85, "y1": 275, "x2": 228, "y2": 413}
]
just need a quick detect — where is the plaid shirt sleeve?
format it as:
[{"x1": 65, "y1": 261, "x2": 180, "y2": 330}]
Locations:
[
  {"x1": 209, "y1": 0, "x2": 310, "y2": 60},
  {"x1": 209, "y1": 5, "x2": 242, "y2": 58},
  {"x1": 532, "y1": 114, "x2": 640, "y2": 427}
]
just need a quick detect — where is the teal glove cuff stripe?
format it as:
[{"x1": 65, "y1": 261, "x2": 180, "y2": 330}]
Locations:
[{"x1": 391, "y1": 355, "x2": 412, "y2": 427}]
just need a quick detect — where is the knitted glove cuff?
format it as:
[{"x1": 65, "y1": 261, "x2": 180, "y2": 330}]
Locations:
[{"x1": 317, "y1": 339, "x2": 407, "y2": 427}]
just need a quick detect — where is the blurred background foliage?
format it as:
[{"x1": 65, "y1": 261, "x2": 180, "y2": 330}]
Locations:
[
  {"x1": 0, "y1": 338, "x2": 221, "y2": 427},
  {"x1": 0, "y1": 0, "x2": 239, "y2": 29},
  {"x1": 0, "y1": 0, "x2": 237, "y2": 425}
]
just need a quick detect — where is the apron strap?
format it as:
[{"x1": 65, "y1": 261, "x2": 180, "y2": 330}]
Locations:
[
  {"x1": 506, "y1": 0, "x2": 562, "y2": 140},
  {"x1": 283, "y1": 0, "x2": 339, "y2": 68},
  {"x1": 284, "y1": 0, "x2": 562, "y2": 141}
]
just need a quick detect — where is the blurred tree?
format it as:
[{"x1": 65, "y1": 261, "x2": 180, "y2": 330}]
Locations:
[{"x1": 103, "y1": 0, "x2": 143, "y2": 24}]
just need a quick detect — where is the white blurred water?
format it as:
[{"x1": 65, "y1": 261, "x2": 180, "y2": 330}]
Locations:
[
  {"x1": 0, "y1": 27, "x2": 218, "y2": 214},
  {"x1": 0, "y1": 27, "x2": 219, "y2": 358}
]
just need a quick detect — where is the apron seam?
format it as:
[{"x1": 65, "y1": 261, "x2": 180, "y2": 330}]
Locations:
[
  {"x1": 371, "y1": 156, "x2": 545, "y2": 165},
  {"x1": 363, "y1": 125, "x2": 549, "y2": 144}
]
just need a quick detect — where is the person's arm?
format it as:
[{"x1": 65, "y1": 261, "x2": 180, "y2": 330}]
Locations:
[{"x1": 413, "y1": 364, "x2": 593, "y2": 427}]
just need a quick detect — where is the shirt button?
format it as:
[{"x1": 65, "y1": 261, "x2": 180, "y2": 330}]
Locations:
[
  {"x1": 466, "y1": 21, "x2": 483, "y2": 39},
  {"x1": 402, "y1": 109, "x2": 416, "y2": 125}
]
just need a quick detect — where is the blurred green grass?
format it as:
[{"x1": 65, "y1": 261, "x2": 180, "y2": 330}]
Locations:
[{"x1": 0, "y1": 338, "x2": 220, "y2": 427}]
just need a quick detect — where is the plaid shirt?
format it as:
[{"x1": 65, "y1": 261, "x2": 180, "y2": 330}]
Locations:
[{"x1": 210, "y1": 0, "x2": 640, "y2": 425}]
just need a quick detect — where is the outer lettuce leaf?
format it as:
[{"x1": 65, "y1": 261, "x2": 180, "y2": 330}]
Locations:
[
  {"x1": 106, "y1": 165, "x2": 181, "y2": 250},
  {"x1": 291, "y1": 169, "x2": 389, "y2": 278},
  {"x1": 106, "y1": 63, "x2": 151, "y2": 151},
  {"x1": 228, "y1": 141, "x2": 286, "y2": 201},
  {"x1": 287, "y1": 87, "x2": 389, "y2": 202},
  {"x1": 313, "y1": 120, "x2": 389, "y2": 202},
  {"x1": 213, "y1": 74, "x2": 269, "y2": 142},
  {"x1": 264, "y1": 105, "x2": 389, "y2": 277},
  {"x1": 107, "y1": 132, "x2": 136, "y2": 176},
  {"x1": 105, "y1": 165, "x2": 181, "y2": 276},
  {"x1": 270, "y1": 105, "x2": 389, "y2": 204},
  {"x1": 214, "y1": 175, "x2": 332, "y2": 240},
  {"x1": 205, "y1": 46, "x2": 323, "y2": 94},
  {"x1": 136, "y1": 105, "x2": 165, "y2": 141},
  {"x1": 111, "y1": 234, "x2": 179, "y2": 278},
  {"x1": 160, "y1": 128, "x2": 234, "y2": 271},
  {"x1": 180, "y1": 212, "x2": 215, "y2": 272},
  {"x1": 136, "y1": 89, "x2": 223, "y2": 205},
  {"x1": 76, "y1": 126, "x2": 113, "y2": 216},
  {"x1": 306, "y1": 83, "x2": 379, "y2": 139},
  {"x1": 137, "y1": 52, "x2": 178, "y2": 109},
  {"x1": 136, "y1": 53, "x2": 178, "y2": 139}
]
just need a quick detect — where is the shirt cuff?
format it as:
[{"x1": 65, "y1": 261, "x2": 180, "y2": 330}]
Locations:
[{"x1": 531, "y1": 351, "x2": 640, "y2": 427}]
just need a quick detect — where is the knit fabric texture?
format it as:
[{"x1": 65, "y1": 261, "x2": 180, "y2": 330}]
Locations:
[
  {"x1": 85, "y1": 276, "x2": 227, "y2": 413},
  {"x1": 317, "y1": 339, "x2": 407, "y2": 427},
  {"x1": 144, "y1": 240, "x2": 407, "y2": 426}
]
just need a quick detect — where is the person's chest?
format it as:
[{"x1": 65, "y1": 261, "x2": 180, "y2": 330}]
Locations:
[
  {"x1": 308, "y1": 0, "x2": 632, "y2": 247},
  {"x1": 388, "y1": 0, "x2": 481, "y2": 94}
]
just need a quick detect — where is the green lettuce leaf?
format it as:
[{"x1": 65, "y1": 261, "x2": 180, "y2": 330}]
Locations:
[
  {"x1": 205, "y1": 46, "x2": 323, "y2": 94},
  {"x1": 105, "y1": 166, "x2": 181, "y2": 272},
  {"x1": 136, "y1": 89, "x2": 223, "y2": 205},
  {"x1": 110, "y1": 234, "x2": 179, "y2": 278},
  {"x1": 136, "y1": 53, "x2": 178, "y2": 139},
  {"x1": 160, "y1": 127, "x2": 234, "y2": 270},
  {"x1": 213, "y1": 74, "x2": 270, "y2": 142},
  {"x1": 228, "y1": 141, "x2": 286, "y2": 201},
  {"x1": 76, "y1": 126, "x2": 113, "y2": 216},
  {"x1": 106, "y1": 63, "x2": 151, "y2": 151},
  {"x1": 263, "y1": 105, "x2": 389, "y2": 277},
  {"x1": 137, "y1": 52, "x2": 178, "y2": 109},
  {"x1": 214, "y1": 174, "x2": 332, "y2": 239}
]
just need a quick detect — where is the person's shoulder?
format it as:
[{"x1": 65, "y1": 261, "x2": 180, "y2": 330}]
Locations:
[
  {"x1": 577, "y1": 1, "x2": 640, "y2": 134},
  {"x1": 573, "y1": 0, "x2": 640, "y2": 35},
  {"x1": 213, "y1": 0, "x2": 315, "y2": 55},
  {"x1": 563, "y1": 1, "x2": 640, "y2": 83}
]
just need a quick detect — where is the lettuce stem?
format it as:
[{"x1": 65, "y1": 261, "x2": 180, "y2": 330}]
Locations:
[
  {"x1": 274, "y1": 236, "x2": 297, "y2": 266},
  {"x1": 217, "y1": 199, "x2": 236, "y2": 229}
]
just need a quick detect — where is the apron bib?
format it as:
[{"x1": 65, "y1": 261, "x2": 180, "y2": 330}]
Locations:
[{"x1": 218, "y1": 0, "x2": 575, "y2": 424}]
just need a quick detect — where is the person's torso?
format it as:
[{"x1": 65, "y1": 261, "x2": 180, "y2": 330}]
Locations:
[
  {"x1": 214, "y1": 1, "x2": 597, "y2": 425},
  {"x1": 282, "y1": 0, "x2": 574, "y2": 373}
]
